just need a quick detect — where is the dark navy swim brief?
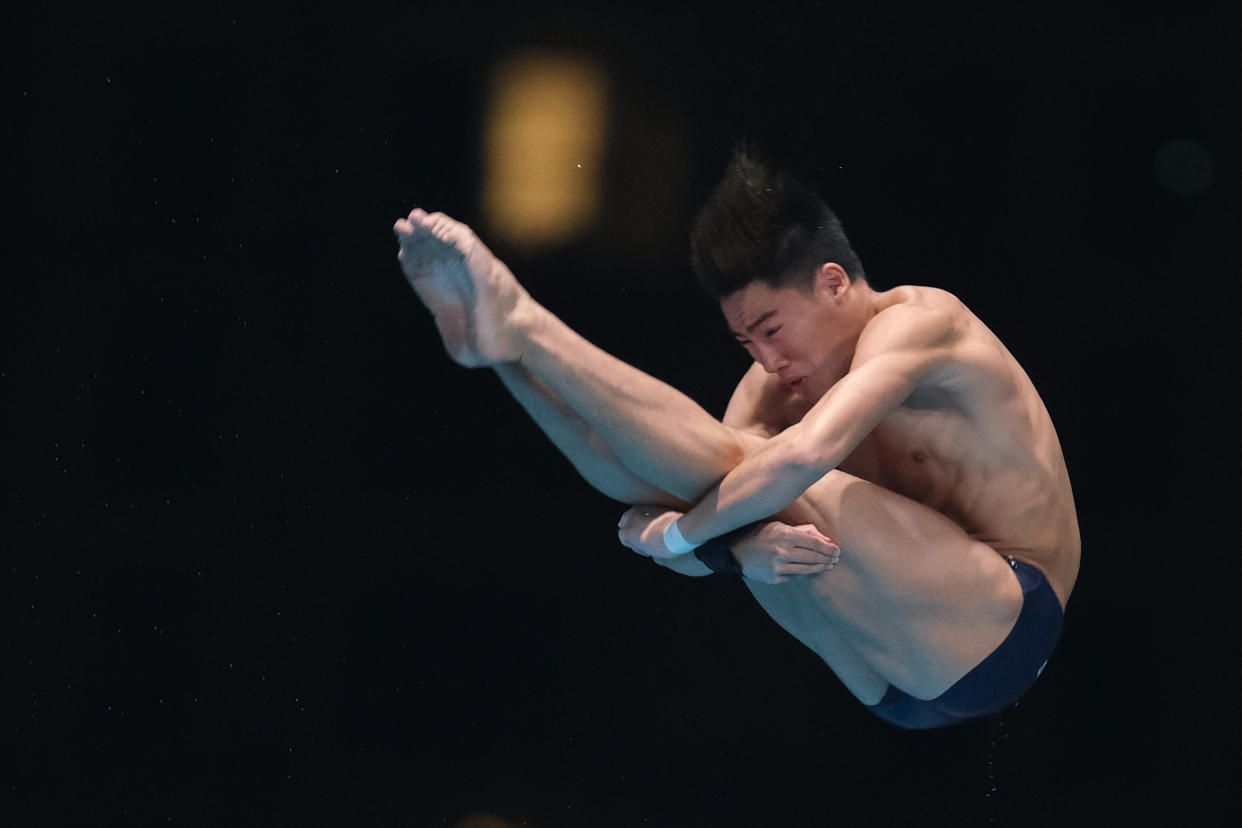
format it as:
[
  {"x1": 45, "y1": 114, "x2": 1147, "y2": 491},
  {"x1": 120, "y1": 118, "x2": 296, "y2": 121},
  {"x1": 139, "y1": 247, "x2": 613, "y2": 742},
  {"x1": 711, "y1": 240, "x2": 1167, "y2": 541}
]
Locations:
[{"x1": 868, "y1": 557, "x2": 1064, "y2": 729}]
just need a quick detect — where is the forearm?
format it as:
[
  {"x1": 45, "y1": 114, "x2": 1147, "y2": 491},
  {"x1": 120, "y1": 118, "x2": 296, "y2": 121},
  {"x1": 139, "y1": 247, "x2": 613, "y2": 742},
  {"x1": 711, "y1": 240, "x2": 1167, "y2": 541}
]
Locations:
[
  {"x1": 676, "y1": 423, "x2": 825, "y2": 544},
  {"x1": 674, "y1": 380, "x2": 879, "y2": 544},
  {"x1": 653, "y1": 552, "x2": 714, "y2": 577}
]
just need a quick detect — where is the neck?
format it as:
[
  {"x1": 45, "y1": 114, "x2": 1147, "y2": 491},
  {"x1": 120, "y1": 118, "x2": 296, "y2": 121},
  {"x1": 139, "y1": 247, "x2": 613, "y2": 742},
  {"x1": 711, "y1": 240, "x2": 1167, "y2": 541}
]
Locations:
[{"x1": 812, "y1": 281, "x2": 880, "y2": 396}]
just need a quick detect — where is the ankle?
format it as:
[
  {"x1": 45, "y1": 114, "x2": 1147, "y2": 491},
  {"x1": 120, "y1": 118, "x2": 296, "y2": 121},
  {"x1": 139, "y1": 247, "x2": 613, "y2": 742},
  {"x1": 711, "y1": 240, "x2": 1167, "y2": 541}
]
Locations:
[
  {"x1": 512, "y1": 292, "x2": 552, "y2": 340},
  {"x1": 513, "y1": 300, "x2": 569, "y2": 368}
]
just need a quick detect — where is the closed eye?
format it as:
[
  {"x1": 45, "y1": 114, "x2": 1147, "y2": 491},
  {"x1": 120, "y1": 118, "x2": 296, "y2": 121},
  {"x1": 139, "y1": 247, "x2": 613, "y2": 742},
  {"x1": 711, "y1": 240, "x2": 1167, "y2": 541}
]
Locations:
[{"x1": 735, "y1": 326, "x2": 779, "y2": 346}]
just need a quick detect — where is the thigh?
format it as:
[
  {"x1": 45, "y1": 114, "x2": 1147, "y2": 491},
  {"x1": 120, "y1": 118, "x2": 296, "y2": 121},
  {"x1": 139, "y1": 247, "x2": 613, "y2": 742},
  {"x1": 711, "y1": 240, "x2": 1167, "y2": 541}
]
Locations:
[
  {"x1": 744, "y1": 577, "x2": 892, "y2": 705},
  {"x1": 776, "y1": 471, "x2": 1024, "y2": 700}
]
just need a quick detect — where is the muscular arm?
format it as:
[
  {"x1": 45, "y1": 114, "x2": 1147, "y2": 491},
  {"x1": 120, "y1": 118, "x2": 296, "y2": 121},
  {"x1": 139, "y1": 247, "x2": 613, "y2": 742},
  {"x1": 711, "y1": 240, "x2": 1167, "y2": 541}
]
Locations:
[
  {"x1": 627, "y1": 363, "x2": 820, "y2": 578},
  {"x1": 676, "y1": 306, "x2": 958, "y2": 545},
  {"x1": 653, "y1": 551, "x2": 714, "y2": 576}
]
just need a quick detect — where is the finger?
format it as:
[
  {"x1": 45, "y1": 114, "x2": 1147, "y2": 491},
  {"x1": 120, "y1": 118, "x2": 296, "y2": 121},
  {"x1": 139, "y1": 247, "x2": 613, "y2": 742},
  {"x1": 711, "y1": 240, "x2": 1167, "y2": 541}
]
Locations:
[
  {"x1": 794, "y1": 540, "x2": 840, "y2": 557},
  {"x1": 624, "y1": 542, "x2": 653, "y2": 558},
  {"x1": 805, "y1": 554, "x2": 840, "y2": 570},
  {"x1": 795, "y1": 524, "x2": 837, "y2": 544},
  {"x1": 618, "y1": 506, "x2": 641, "y2": 529},
  {"x1": 787, "y1": 545, "x2": 839, "y2": 562},
  {"x1": 617, "y1": 530, "x2": 645, "y2": 555},
  {"x1": 778, "y1": 562, "x2": 833, "y2": 575},
  {"x1": 802, "y1": 533, "x2": 840, "y2": 552}
]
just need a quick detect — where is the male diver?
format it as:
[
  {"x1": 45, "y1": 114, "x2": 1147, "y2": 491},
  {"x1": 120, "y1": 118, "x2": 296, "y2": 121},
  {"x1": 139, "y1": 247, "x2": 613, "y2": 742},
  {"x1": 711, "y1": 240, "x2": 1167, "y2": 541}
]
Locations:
[{"x1": 392, "y1": 152, "x2": 1079, "y2": 728}]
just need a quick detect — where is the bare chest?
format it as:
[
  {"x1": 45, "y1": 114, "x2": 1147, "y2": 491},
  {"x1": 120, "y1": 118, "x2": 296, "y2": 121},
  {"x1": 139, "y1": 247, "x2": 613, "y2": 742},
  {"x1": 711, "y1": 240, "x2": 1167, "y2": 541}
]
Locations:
[{"x1": 837, "y1": 403, "x2": 994, "y2": 532}]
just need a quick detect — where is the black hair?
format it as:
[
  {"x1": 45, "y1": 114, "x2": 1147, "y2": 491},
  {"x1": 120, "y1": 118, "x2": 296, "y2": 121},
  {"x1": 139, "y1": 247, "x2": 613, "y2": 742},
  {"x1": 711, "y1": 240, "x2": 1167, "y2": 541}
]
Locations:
[{"x1": 689, "y1": 148, "x2": 865, "y2": 300}]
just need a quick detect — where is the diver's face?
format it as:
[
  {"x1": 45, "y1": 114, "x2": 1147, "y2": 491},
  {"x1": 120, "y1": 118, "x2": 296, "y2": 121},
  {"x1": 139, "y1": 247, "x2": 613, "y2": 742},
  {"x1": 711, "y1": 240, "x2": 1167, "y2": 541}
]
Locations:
[{"x1": 720, "y1": 280, "x2": 837, "y2": 399}]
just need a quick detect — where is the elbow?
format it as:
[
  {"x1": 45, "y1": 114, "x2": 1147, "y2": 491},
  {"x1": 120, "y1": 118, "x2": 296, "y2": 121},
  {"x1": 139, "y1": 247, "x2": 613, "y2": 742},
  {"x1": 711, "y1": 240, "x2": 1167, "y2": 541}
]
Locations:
[
  {"x1": 782, "y1": 429, "x2": 839, "y2": 484},
  {"x1": 783, "y1": 450, "x2": 830, "y2": 486}
]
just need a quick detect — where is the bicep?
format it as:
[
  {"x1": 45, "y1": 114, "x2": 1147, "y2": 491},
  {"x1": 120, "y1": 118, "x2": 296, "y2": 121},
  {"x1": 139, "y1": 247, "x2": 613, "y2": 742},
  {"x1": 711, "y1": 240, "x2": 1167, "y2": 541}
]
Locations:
[
  {"x1": 794, "y1": 312, "x2": 957, "y2": 468},
  {"x1": 795, "y1": 358, "x2": 922, "y2": 465}
]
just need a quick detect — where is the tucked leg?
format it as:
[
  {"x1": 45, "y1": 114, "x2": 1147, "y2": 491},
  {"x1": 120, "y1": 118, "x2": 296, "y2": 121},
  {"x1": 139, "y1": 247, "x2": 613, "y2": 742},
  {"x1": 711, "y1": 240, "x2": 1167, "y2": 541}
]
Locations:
[
  {"x1": 749, "y1": 469, "x2": 1025, "y2": 704},
  {"x1": 493, "y1": 363, "x2": 689, "y2": 509}
]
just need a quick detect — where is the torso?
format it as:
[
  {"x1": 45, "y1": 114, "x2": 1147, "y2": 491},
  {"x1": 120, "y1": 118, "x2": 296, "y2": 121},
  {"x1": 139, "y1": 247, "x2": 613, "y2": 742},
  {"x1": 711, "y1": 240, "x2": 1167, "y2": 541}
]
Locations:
[{"x1": 754, "y1": 285, "x2": 1080, "y2": 608}]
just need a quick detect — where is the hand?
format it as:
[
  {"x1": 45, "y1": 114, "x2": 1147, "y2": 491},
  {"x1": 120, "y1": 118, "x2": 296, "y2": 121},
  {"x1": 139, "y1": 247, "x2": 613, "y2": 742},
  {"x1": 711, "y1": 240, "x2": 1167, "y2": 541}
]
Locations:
[
  {"x1": 616, "y1": 506, "x2": 684, "y2": 560},
  {"x1": 734, "y1": 522, "x2": 840, "y2": 584}
]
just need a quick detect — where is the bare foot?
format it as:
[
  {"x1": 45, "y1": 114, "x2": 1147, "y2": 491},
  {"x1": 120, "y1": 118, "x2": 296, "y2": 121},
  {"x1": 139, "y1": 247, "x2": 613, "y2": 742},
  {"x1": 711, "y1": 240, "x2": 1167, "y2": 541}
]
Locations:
[{"x1": 393, "y1": 208, "x2": 536, "y2": 366}]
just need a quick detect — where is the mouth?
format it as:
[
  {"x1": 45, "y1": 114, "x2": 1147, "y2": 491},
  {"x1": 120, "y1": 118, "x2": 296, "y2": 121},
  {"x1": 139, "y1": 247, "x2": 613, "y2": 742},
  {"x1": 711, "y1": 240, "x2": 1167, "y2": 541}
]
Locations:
[{"x1": 786, "y1": 377, "x2": 807, "y2": 392}]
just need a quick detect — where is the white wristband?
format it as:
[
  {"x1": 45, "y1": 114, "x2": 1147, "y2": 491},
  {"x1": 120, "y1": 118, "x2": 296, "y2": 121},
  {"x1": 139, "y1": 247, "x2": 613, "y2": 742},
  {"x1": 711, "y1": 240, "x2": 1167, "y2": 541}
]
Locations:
[{"x1": 662, "y1": 518, "x2": 699, "y2": 555}]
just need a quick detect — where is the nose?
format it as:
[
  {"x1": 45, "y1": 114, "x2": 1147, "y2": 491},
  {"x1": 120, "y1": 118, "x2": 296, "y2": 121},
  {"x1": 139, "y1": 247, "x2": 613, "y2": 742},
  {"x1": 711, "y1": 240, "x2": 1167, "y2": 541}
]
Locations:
[{"x1": 753, "y1": 343, "x2": 790, "y2": 375}]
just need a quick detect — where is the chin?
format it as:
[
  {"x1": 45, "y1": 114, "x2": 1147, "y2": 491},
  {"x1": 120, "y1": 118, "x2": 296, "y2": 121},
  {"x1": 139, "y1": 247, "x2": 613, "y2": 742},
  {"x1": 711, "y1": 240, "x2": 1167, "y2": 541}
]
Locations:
[{"x1": 798, "y1": 379, "x2": 826, "y2": 401}]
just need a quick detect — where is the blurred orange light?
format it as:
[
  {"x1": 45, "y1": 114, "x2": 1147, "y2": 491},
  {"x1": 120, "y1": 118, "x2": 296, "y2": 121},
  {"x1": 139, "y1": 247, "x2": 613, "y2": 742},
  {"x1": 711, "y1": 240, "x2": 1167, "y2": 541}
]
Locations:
[{"x1": 482, "y1": 51, "x2": 609, "y2": 248}]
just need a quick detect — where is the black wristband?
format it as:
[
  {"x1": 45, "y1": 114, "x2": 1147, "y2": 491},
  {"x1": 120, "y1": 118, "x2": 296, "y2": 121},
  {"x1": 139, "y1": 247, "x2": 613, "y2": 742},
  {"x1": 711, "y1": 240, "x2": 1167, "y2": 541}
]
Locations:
[{"x1": 692, "y1": 524, "x2": 754, "y2": 576}]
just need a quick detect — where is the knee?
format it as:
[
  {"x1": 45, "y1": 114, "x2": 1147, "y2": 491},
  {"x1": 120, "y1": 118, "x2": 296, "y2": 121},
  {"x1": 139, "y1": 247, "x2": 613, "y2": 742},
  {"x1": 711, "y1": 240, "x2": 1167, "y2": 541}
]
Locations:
[
  {"x1": 728, "y1": 428, "x2": 769, "y2": 464},
  {"x1": 781, "y1": 471, "x2": 853, "y2": 526}
]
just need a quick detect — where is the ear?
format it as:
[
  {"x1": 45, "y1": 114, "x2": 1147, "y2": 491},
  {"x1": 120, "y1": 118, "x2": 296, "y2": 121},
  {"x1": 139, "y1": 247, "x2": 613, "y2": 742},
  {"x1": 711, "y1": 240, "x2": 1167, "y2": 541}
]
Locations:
[{"x1": 813, "y1": 263, "x2": 851, "y2": 299}]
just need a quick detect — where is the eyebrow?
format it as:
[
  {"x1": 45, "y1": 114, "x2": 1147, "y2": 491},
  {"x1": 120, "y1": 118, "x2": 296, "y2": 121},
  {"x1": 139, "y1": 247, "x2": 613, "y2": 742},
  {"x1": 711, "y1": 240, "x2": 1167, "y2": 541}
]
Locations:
[{"x1": 730, "y1": 310, "x2": 779, "y2": 338}]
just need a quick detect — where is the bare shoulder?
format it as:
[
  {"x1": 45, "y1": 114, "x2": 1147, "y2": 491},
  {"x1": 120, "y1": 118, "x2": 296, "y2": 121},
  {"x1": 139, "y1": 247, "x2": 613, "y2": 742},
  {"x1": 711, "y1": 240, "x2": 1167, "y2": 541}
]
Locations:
[
  {"x1": 855, "y1": 286, "x2": 1017, "y2": 393},
  {"x1": 723, "y1": 362, "x2": 809, "y2": 436},
  {"x1": 855, "y1": 286, "x2": 967, "y2": 361}
]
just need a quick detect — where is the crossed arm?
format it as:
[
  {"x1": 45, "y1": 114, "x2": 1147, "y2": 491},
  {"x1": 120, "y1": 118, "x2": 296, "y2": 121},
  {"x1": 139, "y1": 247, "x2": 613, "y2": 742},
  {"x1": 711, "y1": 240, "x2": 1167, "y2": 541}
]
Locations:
[{"x1": 619, "y1": 305, "x2": 957, "y2": 562}]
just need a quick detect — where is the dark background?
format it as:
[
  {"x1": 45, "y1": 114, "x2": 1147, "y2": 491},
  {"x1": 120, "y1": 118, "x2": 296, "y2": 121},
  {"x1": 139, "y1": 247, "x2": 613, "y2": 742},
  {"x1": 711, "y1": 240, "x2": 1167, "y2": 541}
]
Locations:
[{"x1": 6, "y1": 1, "x2": 1239, "y2": 825}]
